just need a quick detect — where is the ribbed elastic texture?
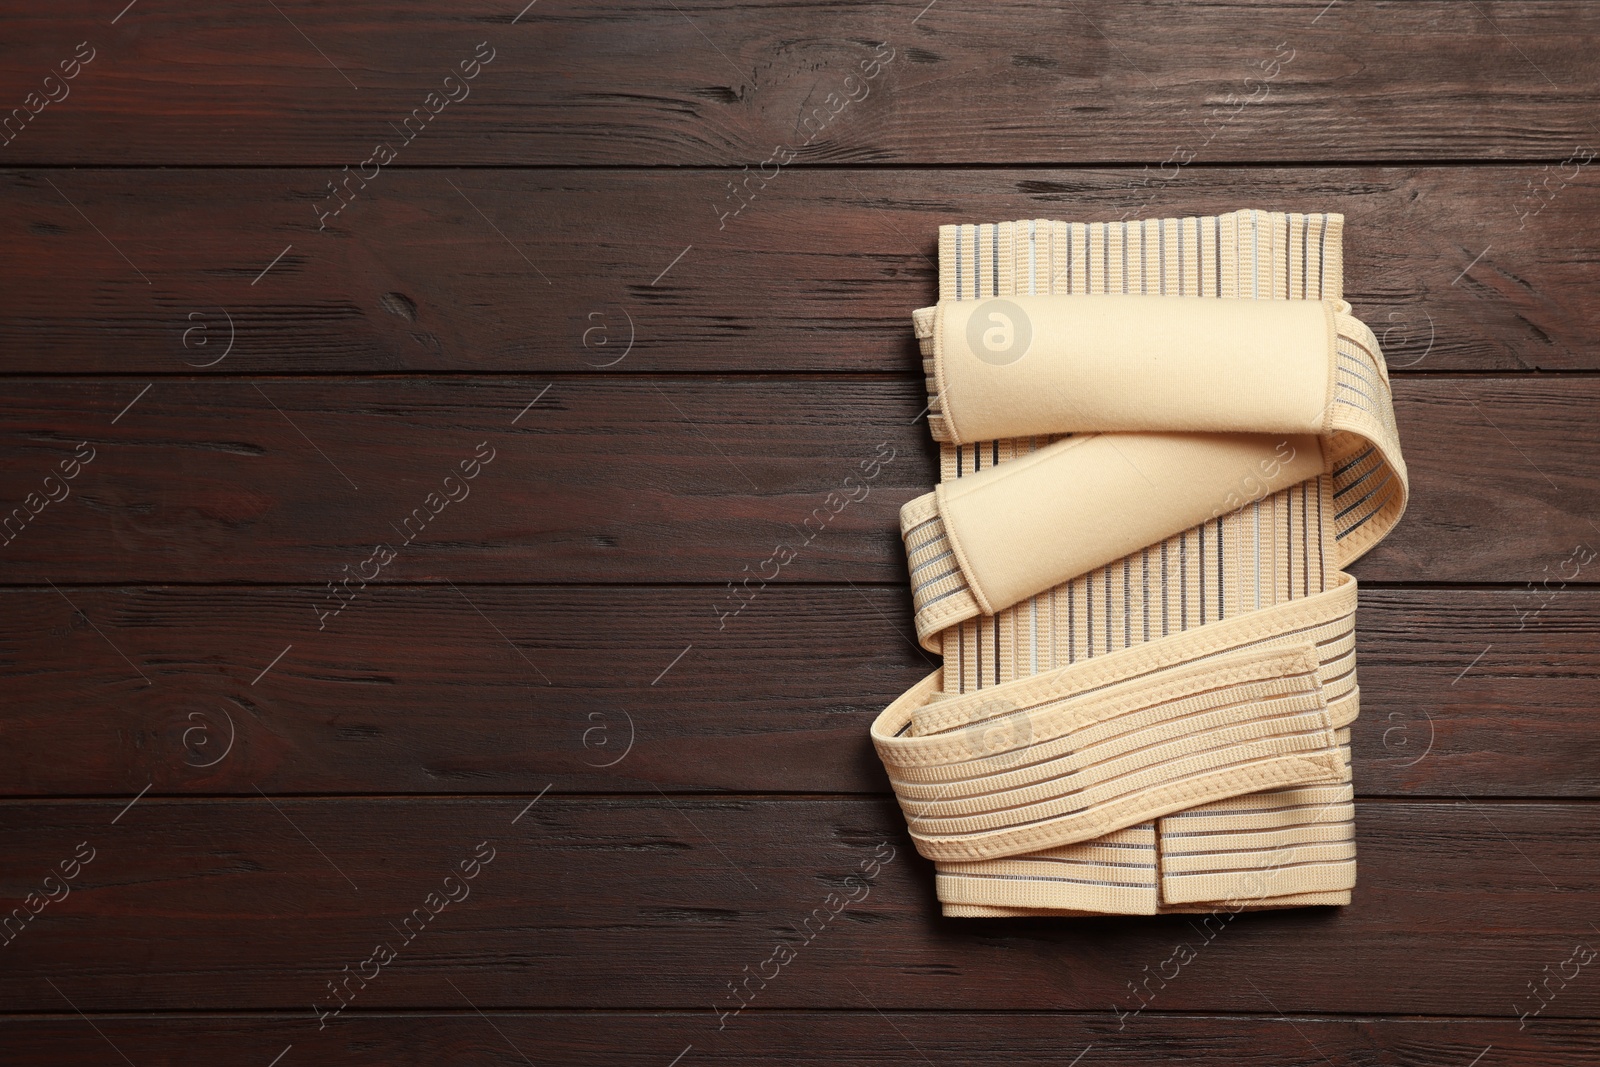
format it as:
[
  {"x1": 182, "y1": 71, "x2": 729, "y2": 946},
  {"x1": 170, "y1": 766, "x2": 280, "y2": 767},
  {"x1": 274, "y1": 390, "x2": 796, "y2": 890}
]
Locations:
[{"x1": 873, "y1": 210, "x2": 1407, "y2": 917}]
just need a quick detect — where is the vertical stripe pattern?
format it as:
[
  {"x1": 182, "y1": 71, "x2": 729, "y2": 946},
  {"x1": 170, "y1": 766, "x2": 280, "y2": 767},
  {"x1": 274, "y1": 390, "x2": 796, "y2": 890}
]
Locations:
[{"x1": 928, "y1": 211, "x2": 1359, "y2": 915}]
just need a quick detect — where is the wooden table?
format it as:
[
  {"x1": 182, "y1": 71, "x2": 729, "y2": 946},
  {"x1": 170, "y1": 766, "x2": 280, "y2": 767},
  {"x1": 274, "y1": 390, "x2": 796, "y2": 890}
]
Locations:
[{"x1": 2, "y1": 2, "x2": 1598, "y2": 1062}]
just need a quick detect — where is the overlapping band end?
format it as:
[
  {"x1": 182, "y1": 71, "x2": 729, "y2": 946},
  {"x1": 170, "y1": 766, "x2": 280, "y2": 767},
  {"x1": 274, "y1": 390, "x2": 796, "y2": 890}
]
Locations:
[
  {"x1": 900, "y1": 492, "x2": 983, "y2": 651},
  {"x1": 1326, "y1": 314, "x2": 1411, "y2": 567},
  {"x1": 868, "y1": 669, "x2": 943, "y2": 759}
]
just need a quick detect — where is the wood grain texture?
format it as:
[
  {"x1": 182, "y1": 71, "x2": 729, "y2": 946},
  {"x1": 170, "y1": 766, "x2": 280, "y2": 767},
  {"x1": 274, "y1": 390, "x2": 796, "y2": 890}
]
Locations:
[
  {"x1": 0, "y1": 586, "x2": 1592, "y2": 798},
  {"x1": 1, "y1": 1013, "x2": 1594, "y2": 1066},
  {"x1": 5, "y1": 0, "x2": 1599, "y2": 1054},
  {"x1": 2, "y1": 166, "x2": 1596, "y2": 374},
  {"x1": 0, "y1": 796, "x2": 1596, "y2": 1016},
  {"x1": 0, "y1": 376, "x2": 1590, "y2": 583},
  {"x1": 1, "y1": 2, "x2": 1597, "y2": 166}
]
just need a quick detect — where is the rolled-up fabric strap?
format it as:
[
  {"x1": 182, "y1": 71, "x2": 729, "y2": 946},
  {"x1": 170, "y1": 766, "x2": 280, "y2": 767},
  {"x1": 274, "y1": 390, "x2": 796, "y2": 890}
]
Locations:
[
  {"x1": 902, "y1": 289, "x2": 1406, "y2": 649},
  {"x1": 920, "y1": 293, "x2": 1338, "y2": 443},
  {"x1": 905, "y1": 431, "x2": 1325, "y2": 643},
  {"x1": 871, "y1": 210, "x2": 1409, "y2": 917}
]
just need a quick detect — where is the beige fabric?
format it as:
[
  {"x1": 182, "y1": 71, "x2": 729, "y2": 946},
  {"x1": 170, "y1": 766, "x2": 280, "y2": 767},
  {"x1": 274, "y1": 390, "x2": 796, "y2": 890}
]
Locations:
[
  {"x1": 871, "y1": 210, "x2": 1408, "y2": 917},
  {"x1": 923, "y1": 294, "x2": 1335, "y2": 443},
  {"x1": 928, "y1": 431, "x2": 1324, "y2": 625}
]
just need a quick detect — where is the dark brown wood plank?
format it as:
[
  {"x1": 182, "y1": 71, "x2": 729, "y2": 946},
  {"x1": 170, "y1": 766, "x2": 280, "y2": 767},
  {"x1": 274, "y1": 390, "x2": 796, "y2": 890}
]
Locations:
[
  {"x1": 0, "y1": 796, "x2": 1596, "y2": 1015},
  {"x1": 0, "y1": 586, "x2": 1591, "y2": 798},
  {"x1": 3, "y1": 166, "x2": 1596, "y2": 373},
  {"x1": 1, "y1": 1012, "x2": 1594, "y2": 1066},
  {"x1": 0, "y1": 376, "x2": 1590, "y2": 583},
  {"x1": 1, "y1": 3, "x2": 1597, "y2": 166},
  {"x1": 2, "y1": 0, "x2": 1594, "y2": 1053}
]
